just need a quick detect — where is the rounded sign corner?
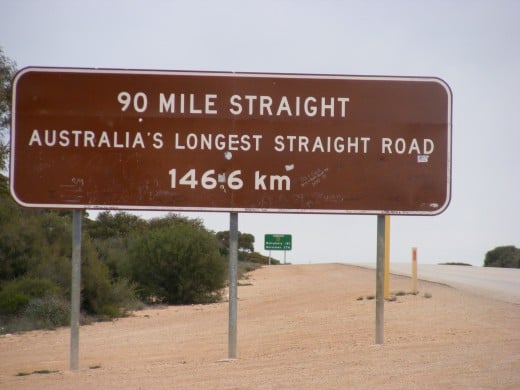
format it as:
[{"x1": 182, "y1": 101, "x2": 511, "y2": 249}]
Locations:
[
  {"x1": 429, "y1": 76, "x2": 453, "y2": 101},
  {"x1": 436, "y1": 195, "x2": 452, "y2": 216},
  {"x1": 12, "y1": 66, "x2": 43, "y2": 85},
  {"x1": 9, "y1": 181, "x2": 36, "y2": 209}
]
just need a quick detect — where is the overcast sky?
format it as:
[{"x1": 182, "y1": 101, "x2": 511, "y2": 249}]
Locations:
[{"x1": 2, "y1": 0, "x2": 519, "y2": 266}]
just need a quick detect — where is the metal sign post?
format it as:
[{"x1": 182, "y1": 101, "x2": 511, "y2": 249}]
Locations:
[
  {"x1": 70, "y1": 209, "x2": 82, "y2": 370},
  {"x1": 384, "y1": 215, "x2": 391, "y2": 299},
  {"x1": 228, "y1": 212, "x2": 238, "y2": 359},
  {"x1": 375, "y1": 215, "x2": 385, "y2": 345}
]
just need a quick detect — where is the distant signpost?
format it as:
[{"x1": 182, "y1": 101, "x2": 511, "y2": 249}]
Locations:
[
  {"x1": 265, "y1": 234, "x2": 292, "y2": 264},
  {"x1": 264, "y1": 234, "x2": 292, "y2": 250}
]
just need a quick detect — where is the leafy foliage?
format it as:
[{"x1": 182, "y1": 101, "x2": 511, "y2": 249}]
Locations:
[
  {"x1": 86, "y1": 211, "x2": 147, "y2": 241},
  {"x1": 483, "y1": 246, "x2": 520, "y2": 268},
  {"x1": 216, "y1": 230, "x2": 255, "y2": 257},
  {"x1": 242, "y1": 251, "x2": 280, "y2": 265},
  {"x1": 23, "y1": 295, "x2": 70, "y2": 329},
  {"x1": 0, "y1": 47, "x2": 16, "y2": 171},
  {"x1": 0, "y1": 195, "x2": 260, "y2": 332},
  {"x1": 0, "y1": 208, "x2": 139, "y2": 320},
  {"x1": 0, "y1": 206, "x2": 47, "y2": 281},
  {"x1": 128, "y1": 222, "x2": 226, "y2": 304},
  {"x1": 0, "y1": 277, "x2": 62, "y2": 315}
]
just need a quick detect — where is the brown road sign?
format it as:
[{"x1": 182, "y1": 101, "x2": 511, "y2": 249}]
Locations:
[{"x1": 10, "y1": 67, "x2": 452, "y2": 215}]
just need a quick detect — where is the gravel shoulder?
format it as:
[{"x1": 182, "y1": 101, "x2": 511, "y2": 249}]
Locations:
[{"x1": 1, "y1": 263, "x2": 518, "y2": 389}]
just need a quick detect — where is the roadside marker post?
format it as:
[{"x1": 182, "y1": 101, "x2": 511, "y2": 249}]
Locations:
[{"x1": 412, "y1": 247, "x2": 418, "y2": 294}]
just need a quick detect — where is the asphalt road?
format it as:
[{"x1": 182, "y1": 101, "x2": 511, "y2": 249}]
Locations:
[{"x1": 350, "y1": 263, "x2": 520, "y2": 304}]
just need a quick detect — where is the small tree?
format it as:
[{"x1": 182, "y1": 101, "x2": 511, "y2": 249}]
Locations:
[
  {"x1": 128, "y1": 221, "x2": 226, "y2": 304},
  {"x1": 484, "y1": 246, "x2": 520, "y2": 268},
  {"x1": 86, "y1": 211, "x2": 146, "y2": 240},
  {"x1": 239, "y1": 233, "x2": 255, "y2": 252},
  {"x1": 86, "y1": 211, "x2": 147, "y2": 278},
  {"x1": 216, "y1": 231, "x2": 255, "y2": 256}
]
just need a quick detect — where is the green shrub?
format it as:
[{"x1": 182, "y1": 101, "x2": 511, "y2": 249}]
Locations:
[
  {"x1": 80, "y1": 236, "x2": 139, "y2": 317},
  {"x1": 438, "y1": 262, "x2": 472, "y2": 266},
  {"x1": 81, "y1": 247, "x2": 113, "y2": 315},
  {"x1": 96, "y1": 304, "x2": 122, "y2": 319},
  {"x1": 0, "y1": 212, "x2": 47, "y2": 281},
  {"x1": 92, "y1": 236, "x2": 129, "y2": 278},
  {"x1": 238, "y1": 261, "x2": 262, "y2": 278},
  {"x1": 484, "y1": 246, "x2": 520, "y2": 268},
  {"x1": 128, "y1": 221, "x2": 226, "y2": 304},
  {"x1": 243, "y1": 251, "x2": 280, "y2": 265},
  {"x1": 108, "y1": 278, "x2": 143, "y2": 312},
  {"x1": 0, "y1": 290, "x2": 30, "y2": 315},
  {"x1": 95, "y1": 279, "x2": 142, "y2": 318},
  {"x1": 23, "y1": 295, "x2": 70, "y2": 329},
  {"x1": 0, "y1": 277, "x2": 62, "y2": 315}
]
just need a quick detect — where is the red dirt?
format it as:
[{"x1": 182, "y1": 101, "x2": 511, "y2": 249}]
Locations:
[{"x1": 1, "y1": 264, "x2": 518, "y2": 389}]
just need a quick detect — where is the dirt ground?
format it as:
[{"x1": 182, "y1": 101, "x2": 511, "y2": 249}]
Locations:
[{"x1": 1, "y1": 263, "x2": 519, "y2": 389}]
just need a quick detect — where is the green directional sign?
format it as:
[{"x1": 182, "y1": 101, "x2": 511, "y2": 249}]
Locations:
[{"x1": 264, "y1": 234, "x2": 292, "y2": 251}]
